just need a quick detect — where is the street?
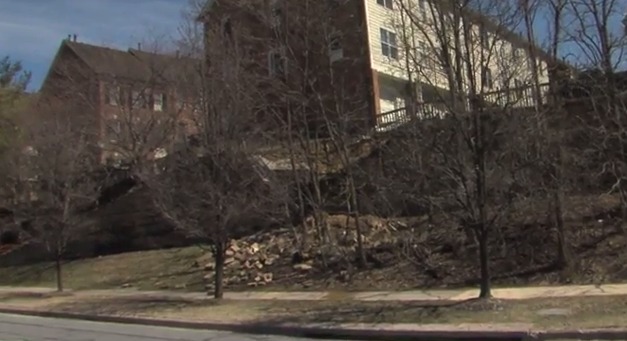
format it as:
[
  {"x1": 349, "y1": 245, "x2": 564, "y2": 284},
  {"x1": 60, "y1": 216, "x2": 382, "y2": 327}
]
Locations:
[{"x1": 0, "y1": 313, "x2": 349, "y2": 341}]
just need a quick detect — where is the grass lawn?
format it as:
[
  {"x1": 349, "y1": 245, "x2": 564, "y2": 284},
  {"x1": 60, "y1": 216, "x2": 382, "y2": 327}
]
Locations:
[
  {"x1": 0, "y1": 246, "x2": 207, "y2": 291},
  {"x1": 0, "y1": 292, "x2": 625, "y2": 329}
]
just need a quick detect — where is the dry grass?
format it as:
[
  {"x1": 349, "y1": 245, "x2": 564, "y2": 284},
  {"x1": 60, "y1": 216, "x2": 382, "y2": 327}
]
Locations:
[
  {"x1": 1, "y1": 293, "x2": 625, "y2": 329},
  {"x1": 0, "y1": 246, "x2": 206, "y2": 291}
]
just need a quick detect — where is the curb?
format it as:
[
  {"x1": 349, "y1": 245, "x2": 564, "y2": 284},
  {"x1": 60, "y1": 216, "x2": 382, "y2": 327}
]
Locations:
[{"x1": 1, "y1": 306, "x2": 626, "y2": 341}]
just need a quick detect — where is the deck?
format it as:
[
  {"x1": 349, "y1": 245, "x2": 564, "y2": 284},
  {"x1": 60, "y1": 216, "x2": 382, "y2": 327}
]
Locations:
[{"x1": 375, "y1": 83, "x2": 551, "y2": 132}]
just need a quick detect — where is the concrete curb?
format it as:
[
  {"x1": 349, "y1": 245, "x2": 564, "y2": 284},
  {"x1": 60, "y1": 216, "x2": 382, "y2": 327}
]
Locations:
[{"x1": 0, "y1": 306, "x2": 626, "y2": 340}]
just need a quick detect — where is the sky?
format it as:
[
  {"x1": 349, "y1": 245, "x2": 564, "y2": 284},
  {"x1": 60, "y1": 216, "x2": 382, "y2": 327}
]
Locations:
[{"x1": 0, "y1": 0, "x2": 187, "y2": 91}]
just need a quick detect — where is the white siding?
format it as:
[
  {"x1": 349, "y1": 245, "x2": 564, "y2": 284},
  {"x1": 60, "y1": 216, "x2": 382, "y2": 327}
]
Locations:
[{"x1": 364, "y1": 0, "x2": 550, "y2": 97}]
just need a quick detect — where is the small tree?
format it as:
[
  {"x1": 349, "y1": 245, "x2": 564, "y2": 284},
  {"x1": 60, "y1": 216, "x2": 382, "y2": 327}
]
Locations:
[
  {"x1": 563, "y1": 0, "x2": 627, "y2": 233},
  {"x1": 145, "y1": 3, "x2": 287, "y2": 299},
  {"x1": 391, "y1": 0, "x2": 544, "y2": 298},
  {"x1": 3, "y1": 106, "x2": 102, "y2": 292}
]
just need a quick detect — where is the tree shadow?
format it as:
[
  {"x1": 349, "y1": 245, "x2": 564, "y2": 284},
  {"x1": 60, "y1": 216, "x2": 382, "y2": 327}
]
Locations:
[{"x1": 48, "y1": 296, "x2": 212, "y2": 316}]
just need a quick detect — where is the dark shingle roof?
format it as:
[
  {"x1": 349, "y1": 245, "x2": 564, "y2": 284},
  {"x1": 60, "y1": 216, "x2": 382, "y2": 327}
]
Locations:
[{"x1": 63, "y1": 41, "x2": 200, "y2": 84}]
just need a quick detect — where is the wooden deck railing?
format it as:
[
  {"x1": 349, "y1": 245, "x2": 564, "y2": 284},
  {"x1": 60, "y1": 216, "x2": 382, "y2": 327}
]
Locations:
[{"x1": 376, "y1": 83, "x2": 551, "y2": 131}]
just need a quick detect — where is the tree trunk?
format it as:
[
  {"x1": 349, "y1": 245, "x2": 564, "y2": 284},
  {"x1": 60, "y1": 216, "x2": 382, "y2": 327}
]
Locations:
[
  {"x1": 477, "y1": 229, "x2": 491, "y2": 298},
  {"x1": 55, "y1": 254, "x2": 63, "y2": 292},
  {"x1": 553, "y1": 188, "x2": 568, "y2": 268},
  {"x1": 353, "y1": 213, "x2": 367, "y2": 269},
  {"x1": 213, "y1": 240, "x2": 226, "y2": 299},
  {"x1": 347, "y1": 178, "x2": 367, "y2": 269},
  {"x1": 618, "y1": 188, "x2": 627, "y2": 234}
]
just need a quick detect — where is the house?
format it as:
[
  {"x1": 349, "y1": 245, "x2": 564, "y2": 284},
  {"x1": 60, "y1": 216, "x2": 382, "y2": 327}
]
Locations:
[
  {"x1": 199, "y1": 0, "x2": 567, "y2": 133},
  {"x1": 37, "y1": 36, "x2": 202, "y2": 164}
]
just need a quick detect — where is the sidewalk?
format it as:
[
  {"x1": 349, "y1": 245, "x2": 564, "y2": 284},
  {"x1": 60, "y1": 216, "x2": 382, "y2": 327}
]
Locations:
[
  {"x1": 1, "y1": 284, "x2": 627, "y2": 340},
  {"x1": 1, "y1": 282, "x2": 627, "y2": 301}
]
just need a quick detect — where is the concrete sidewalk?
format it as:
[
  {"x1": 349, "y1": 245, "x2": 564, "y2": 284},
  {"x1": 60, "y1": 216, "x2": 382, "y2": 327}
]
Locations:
[{"x1": 2, "y1": 282, "x2": 627, "y2": 302}]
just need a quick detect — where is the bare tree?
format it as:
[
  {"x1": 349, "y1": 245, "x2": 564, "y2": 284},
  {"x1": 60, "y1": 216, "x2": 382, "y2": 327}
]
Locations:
[
  {"x1": 389, "y1": 0, "x2": 547, "y2": 298},
  {"x1": 144, "y1": 3, "x2": 288, "y2": 299},
  {"x1": 516, "y1": 0, "x2": 573, "y2": 268},
  {"x1": 1, "y1": 104, "x2": 102, "y2": 292},
  {"x1": 563, "y1": 0, "x2": 627, "y2": 233}
]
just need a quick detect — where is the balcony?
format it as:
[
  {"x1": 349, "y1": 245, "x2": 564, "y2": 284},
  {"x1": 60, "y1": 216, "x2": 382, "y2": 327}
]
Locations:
[{"x1": 375, "y1": 82, "x2": 551, "y2": 132}]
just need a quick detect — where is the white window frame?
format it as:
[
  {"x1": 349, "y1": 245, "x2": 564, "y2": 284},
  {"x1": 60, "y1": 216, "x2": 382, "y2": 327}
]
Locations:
[
  {"x1": 376, "y1": 0, "x2": 393, "y2": 10},
  {"x1": 380, "y1": 28, "x2": 398, "y2": 60},
  {"x1": 153, "y1": 93, "x2": 164, "y2": 112}
]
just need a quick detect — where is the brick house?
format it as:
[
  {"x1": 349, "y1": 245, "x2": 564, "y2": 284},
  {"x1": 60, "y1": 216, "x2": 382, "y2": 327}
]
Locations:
[
  {"x1": 199, "y1": 0, "x2": 568, "y2": 133},
  {"x1": 199, "y1": 0, "x2": 375, "y2": 137},
  {"x1": 38, "y1": 36, "x2": 202, "y2": 164}
]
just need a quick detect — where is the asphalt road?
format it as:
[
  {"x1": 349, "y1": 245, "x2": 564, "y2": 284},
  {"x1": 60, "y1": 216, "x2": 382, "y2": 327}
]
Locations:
[{"x1": 0, "y1": 313, "x2": 351, "y2": 341}]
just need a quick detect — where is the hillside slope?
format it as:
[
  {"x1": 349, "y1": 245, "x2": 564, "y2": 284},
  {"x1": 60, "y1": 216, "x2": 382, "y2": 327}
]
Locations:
[{"x1": 0, "y1": 194, "x2": 625, "y2": 292}]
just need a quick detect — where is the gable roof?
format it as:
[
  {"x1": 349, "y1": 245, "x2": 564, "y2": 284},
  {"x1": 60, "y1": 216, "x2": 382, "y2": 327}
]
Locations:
[
  {"x1": 65, "y1": 41, "x2": 149, "y2": 81},
  {"x1": 42, "y1": 39, "x2": 202, "y2": 89}
]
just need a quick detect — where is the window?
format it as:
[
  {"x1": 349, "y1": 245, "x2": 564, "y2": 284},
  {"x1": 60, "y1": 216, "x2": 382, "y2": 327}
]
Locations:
[
  {"x1": 417, "y1": 41, "x2": 433, "y2": 69},
  {"x1": 131, "y1": 90, "x2": 146, "y2": 109},
  {"x1": 418, "y1": 0, "x2": 427, "y2": 19},
  {"x1": 329, "y1": 33, "x2": 344, "y2": 63},
  {"x1": 153, "y1": 93, "x2": 165, "y2": 112},
  {"x1": 376, "y1": 0, "x2": 393, "y2": 9},
  {"x1": 514, "y1": 78, "x2": 524, "y2": 99},
  {"x1": 268, "y1": 49, "x2": 286, "y2": 77},
  {"x1": 482, "y1": 67, "x2": 493, "y2": 89},
  {"x1": 480, "y1": 25, "x2": 489, "y2": 49},
  {"x1": 512, "y1": 48, "x2": 520, "y2": 62},
  {"x1": 439, "y1": 44, "x2": 449, "y2": 68},
  {"x1": 106, "y1": 85, "x2": 120, "y2": 106},
  {"x1": 380, "y1": 28, "x2": 398, "y2": 59}
]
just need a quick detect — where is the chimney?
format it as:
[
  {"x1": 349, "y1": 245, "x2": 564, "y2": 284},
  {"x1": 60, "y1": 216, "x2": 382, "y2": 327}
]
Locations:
[
  {"x1": 73, "y1": 34, "x2": 77, "y2": 42},
  {"x1": 137, "y1": 42, "x2": 142, "y2": 51},
  {"x1": 67, "y1": 34, "x2": 71, "y2": 41}
]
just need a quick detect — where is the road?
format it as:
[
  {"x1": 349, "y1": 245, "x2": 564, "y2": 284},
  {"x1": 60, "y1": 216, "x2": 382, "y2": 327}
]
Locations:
[{"x1": 0, "y1": 313, "x2": 350, "y2": 341}]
